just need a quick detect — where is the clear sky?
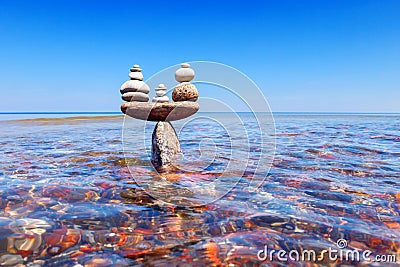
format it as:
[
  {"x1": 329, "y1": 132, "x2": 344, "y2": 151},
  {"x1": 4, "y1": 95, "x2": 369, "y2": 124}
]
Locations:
[{"x1": 0, "y1": 0, "x2": 399, "y2": 112}]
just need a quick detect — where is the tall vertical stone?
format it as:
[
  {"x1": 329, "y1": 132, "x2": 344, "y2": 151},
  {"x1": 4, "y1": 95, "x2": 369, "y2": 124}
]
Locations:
[{"x1": 151, "y1": 121, "x2": 182, "y2": 168}]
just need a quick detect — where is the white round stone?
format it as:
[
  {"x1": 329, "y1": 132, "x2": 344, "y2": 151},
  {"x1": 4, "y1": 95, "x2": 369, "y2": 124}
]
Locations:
[
  {"x1": 156, "y1": 83, "x2": 167, "y2": 90},
  {"x1": 156, "y1": 89, "x2": 166, "y2": 97},
  {"x1": 129, "y1": 71, "x2": 144, "y2": 81},
  {"x1": 122, "y1": 92, "x2": 149, "y2": 102},
  {"x1": 175, "y1": 66, "x2": 195, "y2": 82},
  {"x1": 120, "y1": 80, "x2": 150, "y2": 94},
  {"x1": 152, "y1": 95, "x2": 169, "y2": 102},
  {"x1": 130, "y1": 64, "x2": 142, "y2": 72}
]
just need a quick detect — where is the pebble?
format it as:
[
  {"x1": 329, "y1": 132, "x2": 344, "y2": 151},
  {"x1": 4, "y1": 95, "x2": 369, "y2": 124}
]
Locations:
[
  {"x1": 44, "y1": 228, "x2": 81, "y2": 255},
  {"x1": 9, "y1": 218, "x2": 51, "y2": 234},
  {"x1": 156, "y1": 90, "x2": 166, "y2": 97},
  {"x1": 129, "y1": 64, "x2": 142, "y2": 72},
  {"x1": 175, "y1": 63, "x2": 194, "y2": 82},
  {"x1": 152, "y1": 96, "x2": 169, "y2": 102},
  {"x1": 13, "y1": 234, "x2": 42, "y2": 251},
  {"x1": 172, "y1": 82, "x2": 198, "y2": 102},
  {"x1": 155, "y1": 83, "x2": 167, "y2": 96},
  {"x1": 122, "y1": 92, "x2": 149, "y2": 102},
  {"x1": 28, "y1": 260, "x2": 45, "y2": 267},
  {"x1": 0, "y1": 254, "x2": 24, "y2": 266},
  {"x1": 7, "y1": 195, "x2": 22, "y2": 202},
  {"x1": 128, "y1": 71, "x2": 143, "y2": 81},
  {"x1": 152, "y1": 84, "x2": 169, "y2": 102},
  {"x1": 120, "y1": 80, "x2": 150, "y2": 94},
  {"x1": 82, "y1": 257, "x2": 113, "y2": 267}
]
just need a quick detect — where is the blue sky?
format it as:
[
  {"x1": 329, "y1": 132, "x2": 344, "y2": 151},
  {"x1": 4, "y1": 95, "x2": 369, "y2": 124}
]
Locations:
[{"x1": 0, "y1": 0, "x2": 399, "y2": 112}]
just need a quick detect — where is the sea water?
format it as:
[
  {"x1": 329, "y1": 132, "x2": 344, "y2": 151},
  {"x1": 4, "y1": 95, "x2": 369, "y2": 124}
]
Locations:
[{"x1": 0, "y1": 113, "x2": 399, "y2": 266}]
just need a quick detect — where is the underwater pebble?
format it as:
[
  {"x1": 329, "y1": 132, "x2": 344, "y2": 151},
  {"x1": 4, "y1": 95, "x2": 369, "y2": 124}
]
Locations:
[{"x1": 0, "y1": 254, "x2": 24, "y2": 266}]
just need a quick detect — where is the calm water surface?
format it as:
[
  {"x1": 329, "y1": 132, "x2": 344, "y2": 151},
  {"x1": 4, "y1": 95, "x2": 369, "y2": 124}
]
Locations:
[{"x1": 0, "y1": 113, "x2": 399, "y2": 266}]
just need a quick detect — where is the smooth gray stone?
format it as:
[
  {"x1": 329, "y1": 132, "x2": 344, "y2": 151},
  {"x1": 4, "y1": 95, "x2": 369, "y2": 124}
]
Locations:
[
  {"x1": 122, "y1": 92, "x2": 149, "y2": 102},
  {"x1": 155, "y1": 89, "x2": 167, "y2": 97},
  {"x1": 129, "y1": 71, "x2": 144, "y2": 81},
  {"x1": 121, "y1": 101, "x2": 199, "y2": 121},
  {"x1": 156, "y1": 83, "x2": 167, "y2": 90},
  {"x1": 130, "y1": 64, "x2": 142, "y2": 72},
  {"x1": 155, "y1": 83, "x2": 167, "y2": 97},
  {"x1": 120, "y1": 80, "x2": 150, "y2": 94},
  {"x1": 151, "y1": 121, "x2": 182, "y2": 167},
  {"x1": 152, "y1": 96, "x2": 169, "y2": 102}
]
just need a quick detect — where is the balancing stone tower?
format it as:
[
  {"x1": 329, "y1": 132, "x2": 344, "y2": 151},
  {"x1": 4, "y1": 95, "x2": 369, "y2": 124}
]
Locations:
[
  {"x1": 120, "y1": 63, "x2": 199, "y2": 170},
  {"x1": 152, "y1": 84, "x2": 169, "y2": 102},
  {"x1": 172, "y1": 63, "x2": 198, "y2": 101},
  {"x1": 120, "y1": 64, "x2": 150, "y2": 102}
]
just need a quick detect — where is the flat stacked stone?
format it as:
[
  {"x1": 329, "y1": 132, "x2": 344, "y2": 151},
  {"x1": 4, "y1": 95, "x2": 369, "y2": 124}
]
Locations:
[
  {"x1": 121, "y1": 101, "x2": 199, "y2": 121},
  {"x1": 120, "y1": 64, "x2": 150, "y2": 102}
]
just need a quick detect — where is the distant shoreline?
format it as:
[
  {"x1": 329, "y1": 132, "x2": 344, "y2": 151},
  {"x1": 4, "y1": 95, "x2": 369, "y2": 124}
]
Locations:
[
  {"x1": 0, "y1": 112, "x2": 121, "y2": 115},
  {"x1": 0, "y1": 111, "x2": 399, "y2": 123}
]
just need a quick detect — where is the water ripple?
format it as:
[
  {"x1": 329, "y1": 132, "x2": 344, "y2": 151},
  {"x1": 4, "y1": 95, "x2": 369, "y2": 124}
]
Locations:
[{"x1": 0, "y1": 114, "x2": 399, "y2": 266}]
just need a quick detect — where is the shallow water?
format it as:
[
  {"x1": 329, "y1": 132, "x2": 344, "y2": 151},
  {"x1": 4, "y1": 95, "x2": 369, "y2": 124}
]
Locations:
[{"x1": 0, "y1": 113, "x2": 399, "y2": 266}]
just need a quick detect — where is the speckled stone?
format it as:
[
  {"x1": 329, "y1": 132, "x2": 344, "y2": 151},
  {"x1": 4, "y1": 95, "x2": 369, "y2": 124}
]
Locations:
[
  {"x1": 120, "y1": 80, "x2": 150, "y2": 94},
  {"x1": 172, "y1": 82, "x2": 198, "y2": 102},
  {"x1": 122, "y1": 92, "x2": 149, "y2": 102}
]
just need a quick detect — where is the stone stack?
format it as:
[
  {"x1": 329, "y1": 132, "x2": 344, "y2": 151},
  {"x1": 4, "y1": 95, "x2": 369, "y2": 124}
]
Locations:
[
  {"x1": 120, "y1": 64, "x2": 150, "y2": 102},
  {"x1": 172, "y1": 63, "x2": 198, "y2": 102},
  {"x1": 152, "y1": 84, "x2": 169, "y2": 103},
  {"x1": 120, "y1": 62, "x2": 201, "y2": 170}
]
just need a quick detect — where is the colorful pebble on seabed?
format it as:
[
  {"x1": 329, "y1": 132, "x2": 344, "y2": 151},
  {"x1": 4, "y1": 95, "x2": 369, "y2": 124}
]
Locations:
[{"x1": 0, "y1": 113, "x2": 399, "y2": 266}]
